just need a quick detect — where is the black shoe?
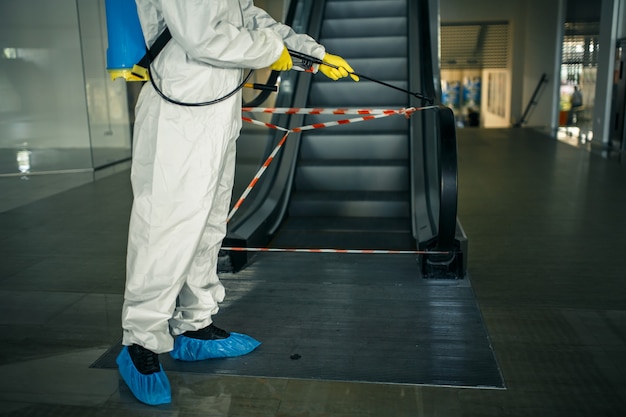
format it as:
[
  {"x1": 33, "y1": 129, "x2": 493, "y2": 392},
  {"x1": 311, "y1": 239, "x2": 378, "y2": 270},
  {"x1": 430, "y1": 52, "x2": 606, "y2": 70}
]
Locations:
[
  {"x1": 182, "y1": 323, "x2": 230, "y2": 341},
  {"x1": 127, "y1": 344, "x2": 161, "y2": 375}
]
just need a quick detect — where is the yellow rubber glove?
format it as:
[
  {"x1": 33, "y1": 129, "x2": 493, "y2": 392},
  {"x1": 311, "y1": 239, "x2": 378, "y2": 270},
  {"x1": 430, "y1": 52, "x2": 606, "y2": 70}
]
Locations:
[
  {"x1": 319, "y1": 53, "x2": 359, "y2": 81},
  {"x1": 270, "y1": 46, "x2": 293, "y2": 71}
]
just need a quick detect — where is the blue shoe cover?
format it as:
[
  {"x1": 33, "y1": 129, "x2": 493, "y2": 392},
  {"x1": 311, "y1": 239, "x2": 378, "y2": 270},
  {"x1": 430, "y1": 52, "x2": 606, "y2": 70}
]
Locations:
[
  {"x1": 170, "y1": 332, "x2": 261, "y2": 361},
  {"x1": 116, "y1": 346, "x2": 172, "y2": 405}
]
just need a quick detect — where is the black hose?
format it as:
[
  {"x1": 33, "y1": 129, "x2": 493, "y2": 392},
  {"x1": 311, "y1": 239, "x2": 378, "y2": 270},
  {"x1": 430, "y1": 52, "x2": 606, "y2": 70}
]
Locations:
[{"x1": 147, "y1": 65, "x2": 254, "y2": 107}]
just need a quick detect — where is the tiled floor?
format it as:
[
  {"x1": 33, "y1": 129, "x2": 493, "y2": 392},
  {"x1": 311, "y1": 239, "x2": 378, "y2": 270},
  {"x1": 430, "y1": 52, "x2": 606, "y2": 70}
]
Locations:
[{"x1": 0, "y1": 127, "x2": 625, "y2": 416}]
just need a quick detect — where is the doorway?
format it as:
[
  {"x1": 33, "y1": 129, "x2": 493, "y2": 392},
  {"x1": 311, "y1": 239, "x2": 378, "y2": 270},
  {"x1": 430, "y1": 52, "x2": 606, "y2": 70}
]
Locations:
[{"x1": 440, "y1": 22, "x2": 510, "y2": 128}]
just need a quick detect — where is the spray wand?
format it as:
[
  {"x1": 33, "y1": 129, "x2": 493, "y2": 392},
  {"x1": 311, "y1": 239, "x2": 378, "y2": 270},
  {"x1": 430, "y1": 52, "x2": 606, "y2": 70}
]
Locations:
[{"x1": 288, "y1": 49, "x2": 434, "y2": 105}]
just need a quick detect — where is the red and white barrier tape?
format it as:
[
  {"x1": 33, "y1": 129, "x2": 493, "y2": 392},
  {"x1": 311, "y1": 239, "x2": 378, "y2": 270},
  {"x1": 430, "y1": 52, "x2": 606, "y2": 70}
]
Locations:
[
  {"x1": 222, "y1": 246, "x2": 449, "y2": 255},
  {"x1": 227, "y1": 131, "x2": 289, "y2": 222},
  {"x1": 242, "y1": 107, "x2": 431, "y2": 115},
  {"x1": 290, "y1": 111, "x2": 408, "y2": 133},
  {"x1": 242, "y1": 106, "x2": 428, "y2": 133},
  {"x1": 241, "y1": 116, "x2": 290, "y2": 132}
]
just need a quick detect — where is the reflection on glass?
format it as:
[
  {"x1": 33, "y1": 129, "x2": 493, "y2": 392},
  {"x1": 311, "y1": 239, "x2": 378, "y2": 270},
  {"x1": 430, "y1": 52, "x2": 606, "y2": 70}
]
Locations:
[
  {"x1": 559, "y1": 21, "x2": 598, "y2": 148},
  {"x1": 16, "y1": 146, "x2": 31, "y2": 174}
]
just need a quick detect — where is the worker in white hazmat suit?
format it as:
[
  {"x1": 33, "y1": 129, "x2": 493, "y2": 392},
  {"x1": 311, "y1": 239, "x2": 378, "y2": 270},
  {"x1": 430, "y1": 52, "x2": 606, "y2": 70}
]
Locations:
[{"x1": 116, "y1": 0, "x2": 358, "y2": 406}]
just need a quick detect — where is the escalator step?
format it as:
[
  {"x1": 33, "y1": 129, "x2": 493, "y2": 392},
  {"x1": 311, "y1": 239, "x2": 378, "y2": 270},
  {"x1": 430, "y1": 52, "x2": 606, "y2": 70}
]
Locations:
[
  {"x1": 295, "y1": 161, "x2": 409, "y2": 192},
  {"x1": 319, "y1": 36, "x2": 407, "y2": 59},
  {"x1": 301, "y1": 113, "x2": 409, "y2": 133},
  {"x1": 299, "y1": 133, "x2": 408, "y2": 160},
  {"x1": 290, "y1": 191, "x2": 410, "y2": 218},
  {"x1": 271, "y1": 216, "x2": 415, "y2": 250},
  {"x1": 308, "y1": 80, "x2": 410, "y2": 107},
  {"x1": 324, "y1": 0, "x2": 407, "y2": 20},
  {"x1": 279, "y1": 216, "x2": 411, "y2": 233},
  {"x1": 328, "y1": 57, "x2": 408, "y2": 81},
  {"x1": 321, "y1": 16, "x2": 407, "y2": 38}
]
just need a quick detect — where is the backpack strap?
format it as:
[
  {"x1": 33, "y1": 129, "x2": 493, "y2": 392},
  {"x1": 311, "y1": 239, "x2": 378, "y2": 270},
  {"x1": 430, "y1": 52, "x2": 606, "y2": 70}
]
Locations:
[{"x1": 131, "y1": 27, "x2": 172, "y2": 80}]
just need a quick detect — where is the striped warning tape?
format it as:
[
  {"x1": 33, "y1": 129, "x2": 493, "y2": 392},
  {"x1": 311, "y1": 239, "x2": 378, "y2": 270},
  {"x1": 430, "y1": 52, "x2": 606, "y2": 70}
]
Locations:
[
  {"x1": 227, "y1": 131, "x2": 289, "y2": 222},
  {"x1": 222, "y1": 246, "x2": 449, "y2": 255},
  {"x1": 290, "y1": 111, "x2": 408, "y2": 133},
  {"x1": 241, "y1": 106, "x2": 429, "y2": 133},
  {"x1": 242, "y1": 107, "x2": 421, "y2": 115},
  {"x1": 241, "y1": 116, "x2": 290, "y2": 132}
]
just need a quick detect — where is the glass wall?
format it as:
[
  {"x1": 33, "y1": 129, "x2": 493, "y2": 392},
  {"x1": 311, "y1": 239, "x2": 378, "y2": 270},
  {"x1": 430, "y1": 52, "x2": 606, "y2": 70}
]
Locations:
[
  {"x1": 557, "y1": 22, "x2": 599, "y2": 146},
  {"x1": 557, "y1": 0, "x2": 601, "y2": 147},
  {"x1": 0, "y1": 0, "x2": 132, "y2": 212}
]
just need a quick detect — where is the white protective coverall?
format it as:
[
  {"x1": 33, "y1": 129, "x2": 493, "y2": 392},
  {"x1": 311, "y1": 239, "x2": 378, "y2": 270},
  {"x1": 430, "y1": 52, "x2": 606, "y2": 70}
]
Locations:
[{"x1": 123, "y1": 0, "x2": 325, "y2": 354}]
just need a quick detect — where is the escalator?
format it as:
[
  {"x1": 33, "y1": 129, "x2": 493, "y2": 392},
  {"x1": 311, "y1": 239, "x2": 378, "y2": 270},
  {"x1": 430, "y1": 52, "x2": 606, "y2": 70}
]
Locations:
[{"x1": 225, "y1": 0, "x2": 466, "y2": 278}]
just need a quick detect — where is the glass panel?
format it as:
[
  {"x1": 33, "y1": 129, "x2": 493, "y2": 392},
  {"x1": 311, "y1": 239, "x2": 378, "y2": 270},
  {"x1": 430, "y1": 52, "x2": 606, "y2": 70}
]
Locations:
[
  {"x1": 0, "y1": 0, "x2": 133, "y2": 212},
  {"x1": 558, "y1": 21, "x2": 599, "y2": 146},
  {"x1": 0, "y1": 0, "x2": 94, "y2": 175},
  {"x1": 0, "y1": 0, "x2": 101, "y2": 211}
]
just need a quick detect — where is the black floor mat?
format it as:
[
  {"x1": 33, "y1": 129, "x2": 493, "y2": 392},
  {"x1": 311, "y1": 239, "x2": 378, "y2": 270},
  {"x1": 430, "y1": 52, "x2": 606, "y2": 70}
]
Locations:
[{"x1": 92, "y1": 252, "x2": 504, "y2": 389}]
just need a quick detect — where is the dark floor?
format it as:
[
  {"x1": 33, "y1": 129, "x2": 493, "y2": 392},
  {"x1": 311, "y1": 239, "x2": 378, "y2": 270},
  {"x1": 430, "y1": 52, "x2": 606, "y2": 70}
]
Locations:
[
  {"x1": 0, "y1": 127, "x2": 625, "y2": 416},
  {"x1": 92, "y1": 250, "x2": 504, "y2": 389}
]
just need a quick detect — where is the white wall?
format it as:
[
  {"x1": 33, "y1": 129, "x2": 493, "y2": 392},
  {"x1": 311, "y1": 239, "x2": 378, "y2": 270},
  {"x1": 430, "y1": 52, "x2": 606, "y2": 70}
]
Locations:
[
  {"x1": 520, "y1": 0, "x2": 564, "y2": 131},
  {"x1": 255, "y1": 0, "x2": 285, "y2": 21}
]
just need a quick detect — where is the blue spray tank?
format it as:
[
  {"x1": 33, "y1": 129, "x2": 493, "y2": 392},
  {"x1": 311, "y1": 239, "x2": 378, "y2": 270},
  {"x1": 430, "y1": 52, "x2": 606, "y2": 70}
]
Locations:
[{"x1": 104, "y1": 0, "x2": 149, "y2": 81}]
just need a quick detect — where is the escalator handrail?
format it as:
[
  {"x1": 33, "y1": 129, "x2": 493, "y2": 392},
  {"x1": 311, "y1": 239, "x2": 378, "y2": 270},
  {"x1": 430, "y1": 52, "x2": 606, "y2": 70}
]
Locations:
[
  {"x1": 435, "y1": 105, "x2": 459, "y2": 252},
  {"x1": 407, "y1": 0, "x2": 459, "y2": 254}
]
